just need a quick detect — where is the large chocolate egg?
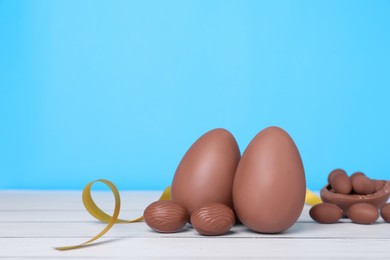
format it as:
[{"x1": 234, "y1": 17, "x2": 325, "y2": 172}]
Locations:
[
  {"x1": 233, "y1": 126, "x2": 306, "y2": 233},
  {"x1": 171, "y1": 128, "x2": 240, "y2": 215}
]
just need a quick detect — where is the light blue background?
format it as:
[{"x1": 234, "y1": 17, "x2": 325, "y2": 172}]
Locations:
[{"x1": 1, "y1": 0, "x2": 389, "y2": 191}]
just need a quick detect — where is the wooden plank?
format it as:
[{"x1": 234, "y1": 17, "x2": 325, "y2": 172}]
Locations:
[
  {"x1": 0, "y1": 191, "x2": 389, "y2": 259},
  {"x1": 0, "y1": 219, "x2": 389, "y2": 238},
  {"x1": 1, "y1": 238, "x2": 389, "y2": 259}
]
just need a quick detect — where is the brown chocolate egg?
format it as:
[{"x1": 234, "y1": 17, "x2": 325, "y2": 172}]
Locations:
[
  {"x1": 190, "y1": 203, "x2": 235, "y2": 236},
  {"x1": 375, "y1": 180, "x2": 385, "y2": 192},
  {"x1": 233, "y1": 126, "x2": 306, "y2": 233},
  {"x1": 309, "y1": 203, "x2": 343, "y2": 224},
  {"x1": 348, "y1": 203, "x2": 379, "y2": 224},
  {"x1": 144, "y1": 200, "x2": 188, "y2": 233},
  {"x1": 330, "y1": 171, "x2": 352, "y2": 195},
  {"x1": 350, "y1": 171, "x2": 365, "y2": 182},
  {"x1": 171, "y1": 128, "x2": 240, "y2": 216},
  {"x1": 351, "y1": 175, "x2": 376, "y2": 195},
  {"x1": 380, "y1": 203, "x2": 390, "y2": 223},
  {"x1": 328, "y1": 169, "x2": 346, "y2": 184}
]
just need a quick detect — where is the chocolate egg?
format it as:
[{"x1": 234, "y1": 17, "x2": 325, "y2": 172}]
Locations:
[
  {"x1": 330, "y1": 171, "x2": 352, "y2": 195},
  {"x1": 309, "y1": 203, "x2": 343, "y2": 224},
  {"x1": 375, "y1": 180, "x2": 385, "y2": 192},
  {"x1": 348, "y1": 203, "x2": 379, "y2": 224},
  {"x1": 351, "y1": 175, "x2": 376, "y2": 195},
  {"x1": 233, "y1": 126, "x2": 306, "y2": 233},
  {"x1": 380, "y1": 203, "x2": 390, "y2": 223},
  {"x1": 171, "y1": 128, "x2": 240, "y2": 215},
  {"x1": 144, "y1": 200, "x2": 188, "y2": 233},
  {"x1": 190, "y1": 203, "x2": 235, "y2": 236},
  {"x1": 350, "y1": 171, "x2": 365, "y2": 182},
  {"x1": 328, "y1": 169, "x2": 346, "y2": 184}
]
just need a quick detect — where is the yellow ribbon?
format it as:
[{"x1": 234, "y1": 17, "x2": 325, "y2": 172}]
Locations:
[
  {"x1": 305, "y1": 188, "x2": 322, "y2": 206},
  {"x1": 55, "y1": 179, "x2": 320, "y2": 251},
  {"x1": 55, "y1": 179, "x2": 170, "y2": 250}
]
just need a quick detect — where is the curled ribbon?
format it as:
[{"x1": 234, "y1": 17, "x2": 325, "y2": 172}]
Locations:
[
  {"x1": 55, "y1": 179, "x2": 320, "y2": 251},
  {"x1": 55, "y1": 179, "x2": 170, "y2": 250}
]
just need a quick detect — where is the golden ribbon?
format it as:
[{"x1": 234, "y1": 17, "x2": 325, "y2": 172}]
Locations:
[
  {"x1": 55, "y1": 179, "x2": 320, "y2": 251},
  {"x1": 305, "y1": 188, "x2": 323, "y2": 206},
  {"x1": 55, "y1": 179, "x2": 170, "y2": 250}
]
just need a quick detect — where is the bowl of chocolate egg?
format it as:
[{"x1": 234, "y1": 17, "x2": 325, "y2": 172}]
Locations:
[{"x1": 313, "y1": 169, "x2": 390, "y2": 224}]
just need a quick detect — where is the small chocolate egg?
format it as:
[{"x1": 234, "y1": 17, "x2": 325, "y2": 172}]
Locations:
[
  {"x1": 351, "y1": 175, "x2": 376, "y2": 195},
  {"x1": 144, "y1": 200, "x2": 188, "y2": 233},
  {"x1": 190, "y1": 203, "x2": 235, "y2": 236},
  {"x1": 374, "y1": 180, "x2": 385, "y2": 192},
  {"x1": 330, "y1": 171, "x2": 352, "y2": 194},
  {"x1": 380, "y1": 203, "x2": 390, "y2": 223},
  {"x1": 171, "y1": 128, "x2": 240, "y2": 216},
  {"x1": 348, "y1": 203, "x2": 379, "y2": 224},
  {"x1": 309, "y1": 203, "x2": 343, "y2": 224},
  {"x1": 350, "y1": 171, "x2": 365, "y2": 181},
  {"x1": 328, "y1": 169, "x2": 346, "y2": 184},
  {"x1": 233, "y1": 126, "x2": 306, "y2": 233}
]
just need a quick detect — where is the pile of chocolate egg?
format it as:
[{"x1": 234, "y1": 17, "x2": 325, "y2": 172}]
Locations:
[
  {"x1": 143, "y1": 127, "x2": 307, "y2": 235},
  {"x1": 310, "y1": 169, "x2": 390, "y2": 224}
]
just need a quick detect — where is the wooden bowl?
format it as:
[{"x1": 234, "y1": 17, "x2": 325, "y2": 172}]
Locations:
[{"x1": 320, "y1": 180, "x2": 390, "y2": 216}]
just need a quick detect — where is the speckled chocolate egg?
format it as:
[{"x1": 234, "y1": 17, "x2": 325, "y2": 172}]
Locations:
[
  {"x1": 171, "y1": 128, "x2": 240, "y2": 216},
  {"x1": 233, "y1": 126, "x2": 306, "y2": 233}
]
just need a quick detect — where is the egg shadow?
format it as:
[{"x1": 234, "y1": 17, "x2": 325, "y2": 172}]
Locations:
[
  {"x1": 145, "y1": 226, "x2": 190, "y2": 234},
  {"x1": 242, "y1": 222, "x2": 312, "y2": 236},
  {"x1": 187, "y1": 224, "x2": 238, "y2": 236},
  {"x1": 193, "y1": 230, "x2": 237, "y2": 237},
  {"x1": 281, "y1": 222, "x2": 312, "y2": 234}
]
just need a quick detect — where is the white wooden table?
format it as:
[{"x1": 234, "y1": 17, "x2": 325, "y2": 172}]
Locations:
[{"x1": 1, "y1": 190, "x2": 389, "y2": 259}]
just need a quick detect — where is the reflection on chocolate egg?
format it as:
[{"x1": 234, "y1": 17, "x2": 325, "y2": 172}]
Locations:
[
  {"x1": 233, "y1": 126, "x2": 306, "y2": 233},
  {"x1": 171, "y1": 128, "x2": 240, "y2": 216}
]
